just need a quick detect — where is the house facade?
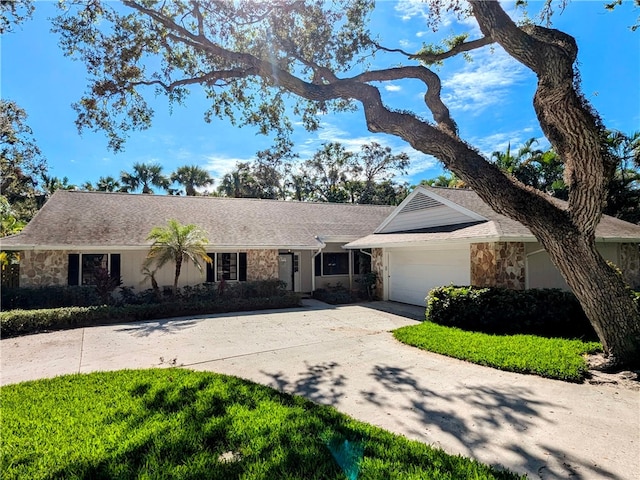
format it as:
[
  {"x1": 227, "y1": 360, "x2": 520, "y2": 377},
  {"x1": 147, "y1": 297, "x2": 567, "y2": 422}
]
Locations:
[
  {"x1": 345, "y1": 187, "x2": 640, "y2": 306},
  {"x1": 1, "y1": 191, "x2": 394, "y2": 294},
  {"x1": 3, "y1": 187, "x2": 639, "y2": 307}
]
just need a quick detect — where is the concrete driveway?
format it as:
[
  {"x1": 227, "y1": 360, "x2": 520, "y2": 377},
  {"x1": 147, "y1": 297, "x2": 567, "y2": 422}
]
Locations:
[{"x1": 1, "y1": 300, "x2": 638, "y2": 479}]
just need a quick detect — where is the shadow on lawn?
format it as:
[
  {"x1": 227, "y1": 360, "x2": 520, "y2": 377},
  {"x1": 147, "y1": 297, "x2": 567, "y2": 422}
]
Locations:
[
  {"x1": 41, "y1": 370, "x2": 516, "y2": 480},
  {"x1": 261, "y1": 361, "x2": 623, "y2": 480}
]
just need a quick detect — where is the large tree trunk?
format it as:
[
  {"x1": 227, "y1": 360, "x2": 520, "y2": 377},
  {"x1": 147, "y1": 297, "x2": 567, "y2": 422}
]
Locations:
[
  {"x1": 531, "y1": 224, "x2": 640, "y2": 366},
  {"x1": 87, "y1": 0, "x2": 640, "y2": 366}
]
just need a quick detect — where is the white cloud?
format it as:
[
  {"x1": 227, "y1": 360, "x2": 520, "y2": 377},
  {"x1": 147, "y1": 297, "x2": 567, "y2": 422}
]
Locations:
[
  {"x1": 203, "y1": 154, "x2": 254, "y2": 179},
  {"x1": 442, "y1": 48, "x2": 528, "y2": 114},
  {"x1": 398, "y1": 39, "x2": 413, "y2": 49},
  {"x1": 385, "y1": 84, "x2": 403, "y2": 92},
  {"x1": 394, "y1": 0, "x2": 469, "y2": 28}
]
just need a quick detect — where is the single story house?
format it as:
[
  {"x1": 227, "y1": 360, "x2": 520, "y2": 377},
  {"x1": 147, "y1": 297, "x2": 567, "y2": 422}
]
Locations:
[
  {"x1": 2, "y1": 186, "x2": 639, "y2": 306},
  {"x1": 344, "y1": 186, "x2": 640, "y2": 305},
  {"x1": 0, "y1": 191, "x2": 394, "y2": 294}
]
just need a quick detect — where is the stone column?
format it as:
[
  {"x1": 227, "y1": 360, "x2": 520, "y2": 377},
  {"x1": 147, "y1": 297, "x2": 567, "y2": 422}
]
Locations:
[
  {"x1": 19, "y1": 250, "x2": 71, "y2": 287},
  {"x1": 246, "y1": 249, "x2": 279, "y2": 281},
  {"x1": 471, "y1": 242, "x2": 525, "y2": 290},
  {"x1": 371, "y1": 248, "x2": 384, "y2": 300},
  {"x1": 620, "y1": 243, "x2": 640, "y2": 289}
]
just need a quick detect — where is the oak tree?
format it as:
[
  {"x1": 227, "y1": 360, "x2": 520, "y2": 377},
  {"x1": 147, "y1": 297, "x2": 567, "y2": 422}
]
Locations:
[{"x1": 50, "y1": 0, "x2": 640, "y2": 366}]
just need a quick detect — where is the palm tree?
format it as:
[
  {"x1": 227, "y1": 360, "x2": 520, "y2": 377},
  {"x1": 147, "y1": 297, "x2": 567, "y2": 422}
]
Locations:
[
  {"x1": 80, "y1": 181, "x2": 95, "y2": 191},
  {"x1": 96, "y1": 176, "x2": 121, "y2": 192},
  {"x1": 217, "y1": 162, "x2": 258, "y2": 197},
  {"x1": 120, "y1": 162, "x2": 170, "y2": 194},
  {"x1": 143, "y1": 219, "x2": 211, "y2": 295},
  {"x1": 171, "y1": 165, "x2": 214, "y2": 196},
  {"x1": 41, "y1": 175, "x2": 76, "y2": 196},
  {"x1": 421, "y1": 173, "x2": 466, "y2": 188}
]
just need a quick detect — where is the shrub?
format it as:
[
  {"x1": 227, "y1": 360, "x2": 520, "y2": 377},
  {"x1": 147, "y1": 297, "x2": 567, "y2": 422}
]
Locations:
[
  {"x1": 0, "y1": 293, "x2": 301, "y2": 338},
  {"x1": 313, "y1": 283, "x2": 353, "y2": 304},
  {"x1": 1, "y1": 285, "x2": 101, "y2": 310},
  {"x1": 426, "y1": 286, "x2": 598, "y2": 340}
]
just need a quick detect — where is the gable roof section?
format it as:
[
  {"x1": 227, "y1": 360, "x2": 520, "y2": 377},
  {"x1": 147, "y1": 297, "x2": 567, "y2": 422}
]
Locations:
[
  {"x1": 1, "y1": 191, "x2": 395, "y2": 250},
  {"x1": 375, "y1": 186, "x2": 486, "y2": 233},
  {"x1": 346, "y1": 186, "x2": 640, "y2": 249}
]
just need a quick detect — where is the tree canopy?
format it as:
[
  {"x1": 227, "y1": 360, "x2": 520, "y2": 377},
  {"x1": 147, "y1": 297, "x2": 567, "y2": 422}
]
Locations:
[
  {"x1": 0, "y1": 99, "x2": 48, "y2": 222},
  {"x1": 22, "y1": 0, "x2": 640, "y2": 365}
]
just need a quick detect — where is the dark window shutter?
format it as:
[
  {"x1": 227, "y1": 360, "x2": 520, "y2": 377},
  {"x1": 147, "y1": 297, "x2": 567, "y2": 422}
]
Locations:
[
  {"x1": 239, "y1": 252, "x2": 247, "y2": 281},
  {"x1": 110, "y1": 254, "x2": 121, "y2": 281},
  {"x1": 206, "y1": 254, "x2": 214, "y2": 282},
  {"x1": 315, "y1": 254, "x2": 322, "y2": 277},
  {"x1": 68, "y1": 254, "x2": 80, "y2": 286}
]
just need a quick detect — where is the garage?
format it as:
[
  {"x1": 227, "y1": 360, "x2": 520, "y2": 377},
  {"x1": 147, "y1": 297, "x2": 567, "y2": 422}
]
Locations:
[{"x1": 388, "y1": 247, "x2": 470, "y2": 306}]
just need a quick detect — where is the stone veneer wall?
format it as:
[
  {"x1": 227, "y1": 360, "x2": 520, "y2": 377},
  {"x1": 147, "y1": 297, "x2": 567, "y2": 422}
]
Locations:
[
  {"x1": 620, "y1": 243, "x2": 640, "y2": 288},
  {"x1": 19, "y1": 250, "x2": 71, "y2": 287},
  {"x1": 371, "y1": 248, "x2": 384, "y2": 300},
  {"x1": 246, "y1": 249, "x2": 279, "y2": 281},
  {"x1": 470, "y1": 242, "x2": 525, "y2": 290}
]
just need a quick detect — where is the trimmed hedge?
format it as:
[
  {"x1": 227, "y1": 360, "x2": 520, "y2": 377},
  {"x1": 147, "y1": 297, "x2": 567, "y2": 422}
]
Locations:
[
  {"x1": 1, "y1": 285, "x2": 102, "y2": 310},
  {"x1": 0, "y1": 294, "x2": 301, "y2": 338},
  {"x1": 426, "y1": 286, "x2": 599, "y2": 340}
]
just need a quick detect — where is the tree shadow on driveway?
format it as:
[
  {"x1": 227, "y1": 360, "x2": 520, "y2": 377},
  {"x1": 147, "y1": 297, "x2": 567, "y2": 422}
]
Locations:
[
  {"x1": 115, "y1": 317, "x2": 202, "y2": 337},
  {"x1": 261, "y1": 361, "x2": 347, "y2": 406},
  {"x1": 261, "y1": 361, "x2": 622, "y2": 479}
]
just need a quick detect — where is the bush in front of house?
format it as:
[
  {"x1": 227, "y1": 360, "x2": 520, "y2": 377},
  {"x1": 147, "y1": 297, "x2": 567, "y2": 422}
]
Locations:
[
  {"x1": 1, "y1": 279, "x2": 292, "y2": 310},
  {"x1": 0, "y1": 291, "x2": 302, "y2": 338},
  {"x1": 1, "y1": 285, "x2": 102, "y2": 310},
  {"x1": 312, "y1": 283, "x2": 354, "y2": 304},
  {"x1": 425, "y1": 286, "x2": 599, "y2": 340}
]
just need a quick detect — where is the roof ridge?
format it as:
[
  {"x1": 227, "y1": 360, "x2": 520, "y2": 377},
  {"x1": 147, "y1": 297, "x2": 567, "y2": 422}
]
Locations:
[{"x1": 53, "y1": 190, "x2": 396, "y2": 208}]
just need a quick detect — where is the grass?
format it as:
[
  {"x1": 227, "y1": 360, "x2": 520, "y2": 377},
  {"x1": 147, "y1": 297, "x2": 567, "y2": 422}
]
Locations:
[
  {"x1": 1, "y1": 369, "x2": 523, "y2": 480},
  {"x1": 393, "y1": 322, "x2": 602, "y2": 382}
]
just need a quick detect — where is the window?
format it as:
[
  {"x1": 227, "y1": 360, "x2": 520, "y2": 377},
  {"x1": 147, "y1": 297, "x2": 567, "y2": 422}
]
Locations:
[
  {"x1": 217, "y1": 253, "x2": 238, "y2": 280},
  {"x1": 68, "y1": 253, "x2": 120, "y2": 286},
  {"x1": 206, "y1": 253, "x2": 247, "y2": 282},
  {"x1": 82, "y1": 254, "x2": 108, "y2": 285},
  {"x1": 315, "y1": 252, "x2": 350, "y2": 276}
]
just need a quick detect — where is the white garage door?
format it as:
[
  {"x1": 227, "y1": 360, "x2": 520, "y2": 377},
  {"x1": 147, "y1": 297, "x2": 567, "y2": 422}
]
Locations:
[{"x1": 388, "y1": 248, "x2": 470, "y2": 306}]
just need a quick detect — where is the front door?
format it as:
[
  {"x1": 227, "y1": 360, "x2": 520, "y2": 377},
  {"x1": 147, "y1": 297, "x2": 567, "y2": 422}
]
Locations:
[{"x1": 278, "y1": 253, "x2": 294, "y2": 291}]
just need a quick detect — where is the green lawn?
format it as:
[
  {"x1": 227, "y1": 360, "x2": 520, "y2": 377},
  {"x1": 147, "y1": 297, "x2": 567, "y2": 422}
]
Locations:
[
  {"x1": 1, "y1": 369, "x2": 522, "y2": 480},
  {"x1": 394, "y1": 322, "x2": 602, "y2": 382}
]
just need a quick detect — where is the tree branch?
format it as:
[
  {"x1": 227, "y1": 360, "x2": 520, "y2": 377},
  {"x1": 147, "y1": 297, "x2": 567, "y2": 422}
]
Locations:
[
  {"x1": 469, "y1": 0, "x2": 610, "y2": 238},
  {"x1": 351, "y1": 66, "x2": 456, "y2": 135},
  {"x1": 373, "y1": 36, "x2": 494, "y2": 64}
]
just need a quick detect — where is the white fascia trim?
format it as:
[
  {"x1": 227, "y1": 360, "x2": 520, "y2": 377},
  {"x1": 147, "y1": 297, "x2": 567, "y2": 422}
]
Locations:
[
  {"x1": 345, "y1": 235, "x2": 542, "y2": 249},
  {"x1": 595, "y1": 237, "x2": 640, "y2": 243},
  {"x1": 373, "y1": 187, "x2": 421, "y2": 234},
  {"x1": 2, "y1": 245, "x2": 149, "y2": 251},
  {"x1": 316, "y1": 235, "x2": 359, "y2": 244},
  {"x1": 373, "y1": 186, "x2": 487, "y2": 234},
  {"x1": 417, "y1": 187, "x2": 487, "y2": 222},
  {"x1": 5, "y1": 243, "x2": 328, "y2": 251}
]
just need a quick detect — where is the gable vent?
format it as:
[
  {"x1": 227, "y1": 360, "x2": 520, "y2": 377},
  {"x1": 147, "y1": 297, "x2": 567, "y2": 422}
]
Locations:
[{"x1": 401, "y1": 192, "x2": 444, "y2": 213}]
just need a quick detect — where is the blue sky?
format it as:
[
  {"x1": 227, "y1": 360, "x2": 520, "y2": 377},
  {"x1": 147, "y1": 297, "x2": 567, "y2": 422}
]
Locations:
[{"x1": 2, "y1": 1, "x2": 639, "y2": 191}]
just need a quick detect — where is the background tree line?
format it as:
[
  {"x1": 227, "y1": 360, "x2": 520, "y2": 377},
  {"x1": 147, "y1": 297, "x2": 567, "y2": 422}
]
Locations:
[{"x1": 3, "y1": 98, "x2": 639, "y2": 236}]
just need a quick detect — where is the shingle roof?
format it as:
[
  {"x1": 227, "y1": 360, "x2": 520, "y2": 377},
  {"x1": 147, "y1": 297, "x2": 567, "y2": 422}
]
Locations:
[
  {"x1": 1, "y1": 191, "x2": 395, "y2": 250},
  {"x1": 345, "y1": 186, "x2": 640, "y2": 248}
]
